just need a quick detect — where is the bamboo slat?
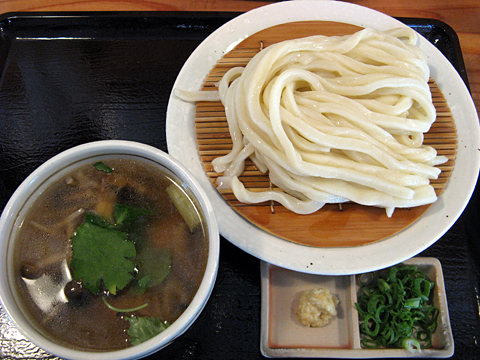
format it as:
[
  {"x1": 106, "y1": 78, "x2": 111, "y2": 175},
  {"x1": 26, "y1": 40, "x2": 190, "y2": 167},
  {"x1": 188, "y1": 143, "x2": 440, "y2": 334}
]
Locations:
[{"x1": 194, "y1": 21, "x2": 457, "y2": 248}]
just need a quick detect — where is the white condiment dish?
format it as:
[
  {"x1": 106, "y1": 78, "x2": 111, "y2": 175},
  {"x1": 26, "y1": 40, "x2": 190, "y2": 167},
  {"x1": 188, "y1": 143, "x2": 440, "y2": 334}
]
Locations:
[{"x1": 261, "y1": 257, "x2": 454, "y2": 358}]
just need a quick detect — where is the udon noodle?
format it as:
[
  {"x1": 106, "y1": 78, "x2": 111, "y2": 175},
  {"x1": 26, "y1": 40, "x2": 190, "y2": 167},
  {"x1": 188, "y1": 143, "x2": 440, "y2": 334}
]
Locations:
[{"x1": 175, "y1": 27, "x2": 447, "y2": 217}]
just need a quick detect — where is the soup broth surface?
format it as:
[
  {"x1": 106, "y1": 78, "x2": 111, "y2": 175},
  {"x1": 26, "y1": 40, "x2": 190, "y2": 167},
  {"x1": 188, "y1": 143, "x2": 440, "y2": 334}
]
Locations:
[{"x1": 14, "y1": 158, "x2": 209, "y2": 351}]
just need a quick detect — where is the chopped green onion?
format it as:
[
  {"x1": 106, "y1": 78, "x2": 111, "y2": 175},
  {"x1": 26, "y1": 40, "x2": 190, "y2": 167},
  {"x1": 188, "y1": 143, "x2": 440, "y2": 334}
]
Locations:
[
  {"x1": 378, "y1": 278, "x2": 390, "y2": 292},
  {"x1": 166, "y1": 183, "x2": 201, "y2": 232},
  {"x1": 358, "y1": 272, "x2": 374, "y2": 286},
  {"x1": 355, "y1": 263, "x2": 439, "y2": 352},
  {"x1": 400, "y1": 337, "x2": 422, "y2": 353},
  {"x1": 404, "y1": 297, "x2": 422, "y2": 309}
]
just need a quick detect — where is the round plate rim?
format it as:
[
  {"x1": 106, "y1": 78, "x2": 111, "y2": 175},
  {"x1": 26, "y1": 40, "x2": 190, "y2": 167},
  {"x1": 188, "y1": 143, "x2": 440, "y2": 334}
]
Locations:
[{"x1": 166, "y1": 0, "x2": 480, "y2": 275}]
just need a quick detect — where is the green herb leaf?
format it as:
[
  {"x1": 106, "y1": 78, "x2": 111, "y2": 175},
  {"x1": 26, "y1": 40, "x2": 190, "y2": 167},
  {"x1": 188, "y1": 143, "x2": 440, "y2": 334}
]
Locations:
[
  {"x1": 135, "y1": 248, "x2": 171, "y2": 290},
  {"x1": 114, "y1": 203, "x2": 152, "y2": 227},
  {"x1": 137, "y1": 275, "x2": 152, "y2": 289},
  {"x1": 125, "y1": 316, "x2": 170, "y2": 346},
  {"x1": 71, "y1": 222, "x2": 136, "y2": 295},
  {"x1": 94, "y1": 161, "x2": 113, "y2": 173},
  {"x1": 84, "y1": 211, "x2": 114, "y2": 228}
]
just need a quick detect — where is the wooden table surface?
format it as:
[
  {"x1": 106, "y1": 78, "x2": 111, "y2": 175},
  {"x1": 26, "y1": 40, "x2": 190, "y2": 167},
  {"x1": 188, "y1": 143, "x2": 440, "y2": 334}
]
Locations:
[{"x1": 0, "y1": 0, "x2": 479, "y2": 117}]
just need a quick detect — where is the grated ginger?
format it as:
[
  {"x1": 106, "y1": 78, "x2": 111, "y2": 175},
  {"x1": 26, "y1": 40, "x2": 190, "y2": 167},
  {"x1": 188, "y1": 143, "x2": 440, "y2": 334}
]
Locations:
[{"x1": 296, "y1": 288, "x2": 339, "y2": 327}]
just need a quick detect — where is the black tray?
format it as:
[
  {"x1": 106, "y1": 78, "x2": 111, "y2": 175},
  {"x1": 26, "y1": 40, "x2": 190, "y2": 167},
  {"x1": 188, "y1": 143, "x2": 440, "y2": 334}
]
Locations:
[{"x1": 0, "y1": 12, "x2": 478, "y2": 360}]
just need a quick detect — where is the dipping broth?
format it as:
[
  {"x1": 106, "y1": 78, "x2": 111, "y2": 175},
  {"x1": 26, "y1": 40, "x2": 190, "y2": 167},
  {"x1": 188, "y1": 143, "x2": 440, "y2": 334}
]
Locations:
[{"x1": 13, "y1": 158, "x2": 209, "y2": 351}]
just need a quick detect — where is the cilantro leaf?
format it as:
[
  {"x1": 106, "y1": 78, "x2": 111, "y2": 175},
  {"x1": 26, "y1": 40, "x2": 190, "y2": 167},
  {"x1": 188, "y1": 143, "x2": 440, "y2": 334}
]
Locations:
[
  {"x1": 125, "y1": 316, "x2": 170, "y2": 346},
  {"x1": 134, "y1": 248, "x2": 171, "y2": 292},
  {"x1": 136, "y1": 275, "x2": 152, "y2": 289},
  {"x1": 71, "y1": 222, "x2": 136, "y2": 295},
  {"x1": 114, "y1": 203, "x2": 152, "y2": 227},
  {"x1": 84, "y1": 211, "x2": 114, "y2": 228},
  {"x1": 94, "y1": 161, "x2": 113, "y2": 173}
]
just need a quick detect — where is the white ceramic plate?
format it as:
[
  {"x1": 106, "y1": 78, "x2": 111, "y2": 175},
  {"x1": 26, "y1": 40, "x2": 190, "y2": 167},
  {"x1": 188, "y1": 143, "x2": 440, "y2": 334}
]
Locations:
[
  {"x1": 260, "y1": 258, "x2": 454, "y2": 358},
  {"x1": 166, "y1": 0, "x2": 480, "y2": 275}
]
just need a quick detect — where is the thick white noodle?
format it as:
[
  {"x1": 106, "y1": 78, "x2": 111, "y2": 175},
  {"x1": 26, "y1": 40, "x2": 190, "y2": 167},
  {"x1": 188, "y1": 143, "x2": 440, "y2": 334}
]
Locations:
[{"x1": 175, "y1": 27, "x2": 448, "y2": 216}]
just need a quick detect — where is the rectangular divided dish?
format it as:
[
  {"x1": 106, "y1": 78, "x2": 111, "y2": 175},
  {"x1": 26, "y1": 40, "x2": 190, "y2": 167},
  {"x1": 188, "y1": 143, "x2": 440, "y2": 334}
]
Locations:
[{"x1": 261, "y1": 258, "x2": 454, "y2": 358}]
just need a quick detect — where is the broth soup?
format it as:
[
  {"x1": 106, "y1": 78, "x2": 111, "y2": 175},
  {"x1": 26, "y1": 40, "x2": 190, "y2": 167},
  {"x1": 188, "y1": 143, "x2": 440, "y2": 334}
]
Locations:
[{"x1": 13, "y1": 158, "x2": 209, "y2": 351}]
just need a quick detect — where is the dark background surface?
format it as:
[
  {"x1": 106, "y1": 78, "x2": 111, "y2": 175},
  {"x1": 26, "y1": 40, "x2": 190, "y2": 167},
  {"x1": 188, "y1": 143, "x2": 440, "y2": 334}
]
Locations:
[{"x1": 0, "y1": 12, "x2": 478, "y2": 359}]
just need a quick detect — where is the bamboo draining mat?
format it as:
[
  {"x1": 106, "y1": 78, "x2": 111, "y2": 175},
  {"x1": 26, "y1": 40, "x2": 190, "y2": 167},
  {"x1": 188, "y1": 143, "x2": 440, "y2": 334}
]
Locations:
[{"x1": 195, "y1": 21, "x2": 457, "y2": 248}]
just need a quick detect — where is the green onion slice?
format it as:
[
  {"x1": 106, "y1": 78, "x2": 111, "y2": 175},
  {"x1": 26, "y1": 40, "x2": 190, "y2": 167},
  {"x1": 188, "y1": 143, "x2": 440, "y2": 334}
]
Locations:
[{"x1": 355, "y1": 264, "x2": 439, "y2": 352}]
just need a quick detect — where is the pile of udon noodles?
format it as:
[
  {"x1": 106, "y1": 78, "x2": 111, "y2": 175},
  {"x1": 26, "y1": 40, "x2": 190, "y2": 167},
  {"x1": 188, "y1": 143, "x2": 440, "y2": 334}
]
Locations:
[{"x1": 175, "y1": 27, "x2": 448, "y2": 217}]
